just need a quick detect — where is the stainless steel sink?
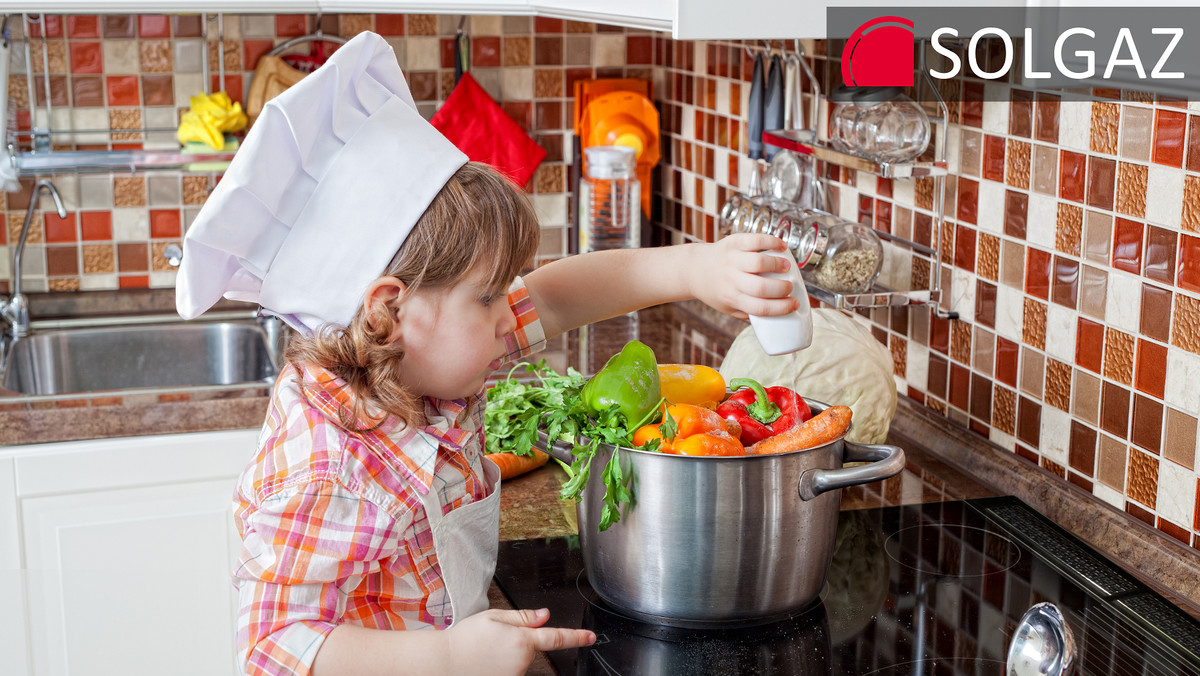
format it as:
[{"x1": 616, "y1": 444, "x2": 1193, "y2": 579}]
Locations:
[{"x1": 2, "y1": 321, "x2": 278, "y2": 395}]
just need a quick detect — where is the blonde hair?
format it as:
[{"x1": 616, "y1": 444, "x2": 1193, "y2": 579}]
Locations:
[{"x1": 286, "y1": 162, "x2": 541, "y2": 430}]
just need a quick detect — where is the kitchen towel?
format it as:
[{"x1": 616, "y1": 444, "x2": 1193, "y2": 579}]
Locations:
[{"x1": 430, "y1": 73, "x2": 546, "y2": 188}]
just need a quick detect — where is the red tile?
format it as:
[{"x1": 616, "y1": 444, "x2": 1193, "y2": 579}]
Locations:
[
  {"x1": 1035, "y1": 92, "x2": 1060, "y2": 143},
  {"x1": 949, "y1": 363, "x2": 970, "y2": 411},
  {"x1": 243, "y1": 40, "x2": 274, "y2": 72},
  {"x1": 1017, "y1": 396, "x2": 1041, "y2": 447},
  {"x1": 1153, "y1": 109, "x2": 1187, "y2": 168},
  {"x1": 119, "y1": 275, "x2": 150, "y2": 289},
  {"x1": 534, "y1": 101, "x2": 562, "y2": 131},
  {"x1": 473, "y1": 36, "x2": 501, "y2": 68},
  {"x1": 1178, "y1": 234, "x2": 1200, "y2": 294},
  {"x1": 1059, "y1": 150, "x2": 1086, "y2": 203},
  {"x1": 106, "y1": 76, "x2": 140, "y2": 107},
  {"x1": 375, "y1": 14, "x2": 405, "y2": 36},
  {"x1": 535, "y1": 36, "x2": 563, "y2": 65},
  {"x1": 1188, "y1": 115, "x2": 1200, "y2": 174},
  {"x1": 1009, "y1": 89, "x2": 1033, "y2": 138},
  {"x1": 875, "y1": 199, "x2": 892, "y2": 234},
  {"x1": 72, "y1": 76, "x2": 103, "y2": 107},
  {"x1": 1131, "y1": 395, "x2": 1163, "y2": 451},
  {"x1": 275, "y1": 15, "x2": 309, "y2": 38},
  {"x1": 956, "y1": 177, "x2": 978, "y2": 224},
  {"x1": 1025, "y1": 247, "x2": 1052, "y2": 300},
  {"x1": 1086, "y1": 156, "x2": 1116, "y2": 210},
  {"x1": 1004, "y1": 190, "x2": 1028, "y2": 239},
  {"x1": 928, "y1": 353, "x2": 948, "y2": 399},
  {"x1": 627, "y1": 35, "x2": 653, "y2": 65},
  {"x1": 961, "y1": 82, "x2": 984, "y2": 127},
  {"x1": 440, "y1": 38, "x2": 456, "y2": 69},
  {"x1": 976, "y1": 280, "x2": 997, "y2": 329},
  {"x1": 67, "y1": 15, "x2": 100, "y2": 39},
  {"x1": 877, "y1": 177, "x2": 893, "y2": 198},
  {"x1": 44, "y1": 212, "x2": 76, "y2": 243},
  {"x1": 69, "y1": 42, "x2": 103, "y2": 74},
  {"x1": 138, "y1": 15, "x2": 171, "y2": 38},
  {"x1": 1144, "y1": 225, "x2": 1177, "y2": 285},
  {"x1": 80, "y1": 212, "x2": 111, "y2": 241},
  {"x1": 930, "y1": 314, "x2": 950, "y2": 355},
  {"x1": 140, "y1": 75, "x2": 173, "y2": 107},
  {"x1": 46, "y1": 246, "x2": 79, "y2": 276},
  {"x1": 103, "y1": 15, "x2": 135, "y2": 38},
  {"x1": 1100, "y1": 381, "x2": 1130, "y2": 438},
  {"x1": 982, "y1": 134, "x2": 1006, "y2": 182},
  {"x1": 1076, "y1": 318, "x2": 1105, "y2": 373},
  {"x1": 209, "y1": 75, "x2": 243, "y2": 105},
  {"x1": 955, "y1": 224, "x2": 976, "y2": 272},
  {"x1": 1135, "y1": 339, "x2": 1168, "y2": 398},
  {"x1": 1112, "y1": 217, "x2": 1143, "y2": 274},
  {"x1": 534, "y1": 17, "x2": 564, "y2": 32},
  {"x1": 970, "y1": 373, "x2": 992, "y2": 422},
  {"x1": 1052, "y1": 256, "x2": 1079, "y2": 309},
  {"x1": 28, "y1": 15, "x2": 63, "y2": 38},
  {"x1": 172, "y1": 15, "x2": 202, "y2": 38},
  {"x1": 149, "y1": 210, "x2": 181, "y2": 239}
]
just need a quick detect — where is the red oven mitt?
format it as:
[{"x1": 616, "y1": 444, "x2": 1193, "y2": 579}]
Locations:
[{"x1": 430, "y1": 72, "x2": 546, "y2": 188}]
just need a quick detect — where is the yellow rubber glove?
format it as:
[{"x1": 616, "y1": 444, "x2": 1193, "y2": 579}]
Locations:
[
  {"x1": 176, "y1": 110, "x2": 225, "y2": 150},
  {"x1": 189, "y1": 92, "x2": 248, "y2": 133}
]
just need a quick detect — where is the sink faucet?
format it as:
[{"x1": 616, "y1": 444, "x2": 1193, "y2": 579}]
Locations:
[{"x1": 2, "y1": 180, "x2": 68, "y2": 337}]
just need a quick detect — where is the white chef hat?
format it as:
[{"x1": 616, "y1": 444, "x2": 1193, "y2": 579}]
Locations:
[{"x1": 176, "y1": 31, "x2": 468, "y2": 334}]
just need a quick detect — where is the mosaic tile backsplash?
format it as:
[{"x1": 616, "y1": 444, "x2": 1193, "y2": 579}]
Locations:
[{"x1": 9, "y1": 15, "x2": 1200, "y2": 555}]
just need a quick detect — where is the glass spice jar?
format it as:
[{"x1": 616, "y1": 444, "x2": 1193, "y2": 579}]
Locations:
[{"x1": 792, "y1": 214, "x2": 884, "y2": 294}]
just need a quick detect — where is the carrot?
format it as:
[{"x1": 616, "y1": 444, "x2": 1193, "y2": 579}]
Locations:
[
  {"x1": 748, "y1": 405, "x2": 853, "y2": 455},
  {"x1": 485, "y1": 447, "x2": 550, "y2": 479}
]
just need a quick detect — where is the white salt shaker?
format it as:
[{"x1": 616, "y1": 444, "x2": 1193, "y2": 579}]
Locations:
[{"x1": 748, "y1": 249, "x2": 813, "y2": 355}]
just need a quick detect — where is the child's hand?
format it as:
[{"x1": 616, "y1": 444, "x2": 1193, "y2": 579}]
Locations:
[
  {"x1": 689, "y1": 233, "x2": 801, "y2": 320},
  {"x1": 445, "y1": 608, "x2": 595, "y2": 675}
]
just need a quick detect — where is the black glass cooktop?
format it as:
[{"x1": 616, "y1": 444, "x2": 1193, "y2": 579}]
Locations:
[{"x1": 494, "y1": 497, "x2": 1200, "y2": 675}]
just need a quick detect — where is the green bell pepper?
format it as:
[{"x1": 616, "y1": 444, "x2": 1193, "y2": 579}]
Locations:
[{"x1": 581, "y1": 340, "x2": 661, "y2": 431}]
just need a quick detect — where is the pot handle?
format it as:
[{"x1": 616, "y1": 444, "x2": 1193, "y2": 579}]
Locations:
[
  {"x1": 797, "y1": 441, "x2": 906, "y2": 501},
  {"x1": 538, "y1": 430, "x2": 577, "y2": 465}
]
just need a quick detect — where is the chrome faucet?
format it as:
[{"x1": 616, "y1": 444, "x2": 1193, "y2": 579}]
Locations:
[{"x1": 3, "y1": 180, "x2": 68, "y2": 337}]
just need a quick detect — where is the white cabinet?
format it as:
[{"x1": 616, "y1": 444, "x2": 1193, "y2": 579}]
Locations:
[{"x1": 1, "y1": 429, "x2": 258, "y2": 676}]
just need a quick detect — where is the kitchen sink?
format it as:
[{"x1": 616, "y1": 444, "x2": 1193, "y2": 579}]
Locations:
[{"x1": 2, "y1": 321, "x2": 278, "y2": 396}]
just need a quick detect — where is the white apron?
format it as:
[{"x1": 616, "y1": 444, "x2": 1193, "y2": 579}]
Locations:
[{"x1": 418, "y1": 457, "x2": 502, "y2": 624}]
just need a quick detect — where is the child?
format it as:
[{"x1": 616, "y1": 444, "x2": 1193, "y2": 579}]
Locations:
[{"x1": 177, "y1": 32, "x2": 799, "y2": 676}]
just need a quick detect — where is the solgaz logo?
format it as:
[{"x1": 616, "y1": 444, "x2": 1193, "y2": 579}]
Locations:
[{"x1": 841, "y1": 17, "x2": 915, "y2": 87}]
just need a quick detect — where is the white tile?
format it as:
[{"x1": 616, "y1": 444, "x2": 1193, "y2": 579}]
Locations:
[
  {"x1": 500, "y1": 68, "x2": 533, "y2": 101},
  {"x1": 1058, "y1": 99, "x2": 1091, "y2": 151},
  {"x1": 174, "y1": 74, "x2": 205, "y2": 107},
  {"x1": 989, "y1": 428, "x2": 1016, "y2": 452},
  {"x1": 838, "y1": 186, "x2": 857, "y2": 222},
  {"x1": 982, "y1": 89, "x2": 1010, "y2": 135},
  {"x1": 906, "y1": 342, "x2": 929, "y2": 391},
  {"x1": 680, "y1": 104, "x2": 695, "y2": 139},
  {"x1": 471, "y1": 15, "x2": 503, "y2": 34},
  {"x1": 1044, "y1": 303, "x2": 1077, "y2": 363},
  {"x1": 693, "y1": 40, "x2": 706, "y2": 75},
  {"x1": 80, "y1": 274, "x2": 118, "y2": 291},
  {"x1": 1039, "y1": 406, "x2": 1071, "y2": 465},
  {"x1": 406, "y1": 37, "x2": 440, "y2": 70},
  {"x1": 240, "y1": 15, "x2": 274, "y2": 38},
  {"x1": 78, "y1": 175, "x2": 113, "y2": 210},
  {"x1": 70, "y1": 109, "x2": 110, "y2": 145},
  {"x1": 951, "y1": 268, "x2": 976, "y2": 323},
  {"x1": 1145, "y1": 164, "x2": 1184, "y2": 229},
  {"x1": 103, "y1": 40, "x2": 139, "y2": 74},
  {"x1": 893, "y1": 177, "x2": 915, "y2": 206},
  {"x1": 680, "y1": 171, "x2": 696, "y2": 205},
  {"x1": 1026, "y1": 193, "x2": 1058, "y2": 250},
  {"x1": 594, "y1": 35, "x2": 626, "y2": 68},
  {"x1": 716, "y1": 80, "x2": 730, "y2": 113},
  {"x1": 1165, "y1": 347, "x2": 1200, "y2": 416},
  {"x1": 112, "y1": 208, "x2": 150, "y2": 241},
  {"x1": 1104, "y1": 270, "x2": 1142, "y2": 333},
  {"x1": 995, "y1": 284, "x2": 1025, "y2": 342},
  {"x1": 713, "y1": 150, "x2": 729, "y2": 186},
  {"x1": 0, "y1": 253, "x2": 8, "y2": 278},
  {"x1": 1156, "y1": 460, "x2": 1196, "y2": 530},
  {"x1": 877, "y1": 245, "x2": 911, "y2": 291},
  {"x1": 702, "y1": 179, "x2": 717, "y2": 214},
  {"x1": 1093, "y1": 482, "x2": 1125, "y2": 510},
  {"x1": 530, "y1": 194, "x2": 568, "y2": 228},
  {"x1": 173, "y1": 39, "x2": 203, "y2": 73},
  {"x1": 977, "y1": 180, "x2": 1005, "y2": 234},
  {"x1": 149, "y1": 270, "x2": 178, "y2": 289}
]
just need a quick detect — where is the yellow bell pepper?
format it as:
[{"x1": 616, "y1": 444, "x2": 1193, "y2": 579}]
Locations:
[{"x1": 657, "y1": 364, "x2": 726, "y2": 408}]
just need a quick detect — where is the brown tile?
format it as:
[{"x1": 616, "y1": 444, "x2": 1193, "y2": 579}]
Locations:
[
  {"x1": 978, "y1": 233, "x2": 999, "y2": 282},
  {"x1": 1133, "y1": 338, "x2": 1168, "y2": 400},
  {"x1": 1131, "y1": 395, "x2": 1164, "y2": 452},
  {"x1": 48, "y1": 278, "x2": 81, "y2": 292},
  {"x1": 408, "y1": 14, "x2": 437, "y2": 35},
  {"x1": 8, "y1": 212, "x2": 42, "y2": 244},
  {"x1": 503, "y1": 36, "x2": 532, "y2": 67},
  {"x1": 1021, "y1": 348, "x2": 1044, "y2": 399},
  {"x1": 969, "y1": 373, "x2": 991, "y2": 422},
  {"x1": 1112, "y1": 217, "x2": 1143, "y2": 274},
  {"x1": 534, "y1": 101, "x2": 562, "y2": 131},
  {"x1": 1045, "y1": 358, "x2": 1071, "y2": 411},
  {"x1": 1184, "y1": 175, "x2": 1200, "y2": 234},
  {"x1": 1035, "y1": 92, "x2": 1060, "y2": 144},
  {"x1": 1164, "y1": 408, "x2": 1197, "y2": 470},
  {"x1": 1140, "y1": 283, "x2": 1172, "y2": 342},
  {"x1": 1128, "y1": 448, "x2": 1159, "y2": 508},
  {"x1": 961, "y1": 82, "x2": 984, "y2": 127},
  {"x1": 151, "y1": 241, "x2": 180, "y2": 272},
  {"x1": 141, "y1": 74, "x2": 172, "y2": 106},
  {"x1": 1052, "y1": 256, "x2": 1079, "y2": 309},
  {"x1": 1026, "y1": 247, "x2": 1051, "y2": 300},
  {"x1": 1144, "y1": 225, "x2": 1177, "y2": 285},
  {"x1": 1017, "y1": 395, "x2": 1042, "y2": 447},
  {"x1": 1104, "y1": 327, "x2": 1135, "y2": 385},
  {"x1": 182, "y1": 176, "x2": 209, "y2": 205},
  {"x1": 1122, "y1": 106, "x2": 1153, "y2": 162},
  {"x1": 1059, "y1": 150, "x2": 1086, "y2": 202},
  {"x1": 109, "y1": 109, "x2": 142, "y2": 140},
  {"x1": 503, "y1": 15, "x2": 532, "y2": 34},
  {"x1": 960, "y1": 130, "x2": 981, "y2": 177},
  {"x1": 104, "y1": 15, "x2": 136, "y2": 38},
  {"x1": 993, "y1": 386, "x2": 1016, "y2": 434},
  {"x1": 1084, "y1": 211, "x2": 1112, "y2": 264},
  {"x1": 980, "y1": 134, "x2": 1005, "y2": 182},
  {"x1": 1056, "y1": 202, "x2": 1082, "y2": 256},
  {"x1": 1004, "y1": 139, "x2": 1030, "y2": 189},
  {"x1": 1009, "y1": 89, "x2": 1033, "y2": 138},
  {"x1": 408, "y1": 71, "x2": 437, "y2": 101},
  {"x1": 113, "y1": 176, "x2": 146, "y2": 208},
  {"x1": 46, "y1": 246, "x2": 79, "y2": 276},
  {"x1": 891, "y1": 337, "x2": 907, "y2": 379},
  {"x1": 1180, "y1": 234, "x2": 1200, "y2": 295},
  {"x1": 140, "y1": 38, "x2": 173, "y2": 72},
  {"x1": 534, "y1": 36, "x2": 563, "y2": 65},
  {"x1": 1116, "y1": 162, "x2": 1148, "y2": 218},
  {"x1": 116, "y1": 242, "x2": 148, "y2": 272},
  {"x1": 1090, "y1": 101, "x2": 1119, "y2": 154},
  {"x1": 34, "y1": 75, "x2": 69, "y2": 107},
  {"x1": 951, "y1": 319, "x2": 972, "y2": 364},
  {"x1": 1074, "y1": 369, "x2": 1101, "y2": 425},
  {"x1": 533, "y1": 164, "x2": 564, "y2": 193},
  {"x1": 972, "y1": 326, "x2": 995, "y2": 377},
  {"x1": 72, "y1": 75, "x2": 104, "y2": 107},
  {"x1": 1189, "y1": 115, "x2": 1200, "y2": 173},
  {"x1": 1172, "y1": 292, "x2": 1200, "y2": 355},
  {"x1": 81, "y1": 243, "x2": 114, "y2": 274},
  {"x1": 1004, "y1": 189, "x2": 1027, "y2": 239},
  {"x1": 1085, "y1": 156, "x2": 1116, "y2": 211},
  {"x1": 1077, "y1": 317, "x2": 1106, "y2": 373},
  {"x1": 996, "y1": 337, "x2": 1019, "y2": 387},
  {"x1": 928, "y1": 353, "x2": 948, "y2": 399},
  {"x1": 1153, "y1": 109, "x2": 1188, "y2": 167},
  {"x1": 1032, "y1": 144, "x2": 1058, "y2": 195},
  {"x1": 1101, "y1": 380, "x2": 1131, "y2": 438},
  {"x1": 534, "y1": 68, "x2": 563, "y2": 99},
  {"x1": 1097, "y1": 434, "x2": 1127, "y2": 490},
  {"x1": 949, "y1": 362, "x2": 970, "y2": 411},
  {"x1": 1069, "y1": 421, "x2": 1097, "y2": 476},
  {"x1": 954, "y1": 224, "x2": 976, "y2": 272}
]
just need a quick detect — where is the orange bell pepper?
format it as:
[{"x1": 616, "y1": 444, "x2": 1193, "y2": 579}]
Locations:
[
  {"x1": 633, "y1": 403, "x2": 746, "y2": 456},
  {"x1": 675, "y1": 431, "x2": 746, "y2": 456}
]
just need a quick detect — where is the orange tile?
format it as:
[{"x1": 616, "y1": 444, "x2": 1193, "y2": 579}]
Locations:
[
  {"x1": 69, "y1": 42, "x2": 103, "y2": 74},
  {"x1": 118, "y1": 275, "x2": 149, "y2": 289},
  {"x1": 1135, "y1": 339, "x2": 1168, "y2": 399},
  {"x1": 1178, "y1": 234, "x2": 1200, "y2": 294},
  {"x1": 105, "y1": 76, "x2": 139, "y2": 107},
  {"x1": 149, "y1": 209, "x2": 181, "y2": 239},
  {"x1": 66, "y1": 15, "x2": 100, "y2": 39},
  {"x1": 1153, "y1": 109, "x2": 1187, "y2": 168},
  {"x1": 80, "y1": 212, "x2": 111, "y2": 241},
  {"x1": 375, "y1": 14, "x2": 405, "y2": 36}
]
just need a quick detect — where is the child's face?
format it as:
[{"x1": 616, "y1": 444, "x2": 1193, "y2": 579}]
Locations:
[{"x1": 390, "y1": 264, "x2": 518, "y2": 401}]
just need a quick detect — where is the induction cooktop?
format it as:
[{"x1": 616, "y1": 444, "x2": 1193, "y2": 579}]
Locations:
[{"x1": 493, "y1": 496, "x2": 1200, "y2": 675}]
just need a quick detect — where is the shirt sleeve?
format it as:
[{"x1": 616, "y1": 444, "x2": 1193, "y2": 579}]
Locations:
[
  {"x1": 501, "y1": 275, "x2": 546, "y2": 363},
  {"x1": 233, "y1": 479, "x2": 404, "y2": 676}
]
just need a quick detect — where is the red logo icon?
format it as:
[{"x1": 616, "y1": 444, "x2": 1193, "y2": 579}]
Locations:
[{"x1": 841, "y1": 17, "x2": 916, "y2": 87}]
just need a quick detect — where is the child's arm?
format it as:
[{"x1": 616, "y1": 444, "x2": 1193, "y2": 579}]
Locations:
[
  {"x1": 311, "y1": 608, "x2": 594, "y2": 675},
  {"x1": 524, "y1": 232, "x2": 799, "y2": 339}
]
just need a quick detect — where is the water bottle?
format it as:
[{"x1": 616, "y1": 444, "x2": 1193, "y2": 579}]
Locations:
[
  {"x1": 580, "y1": 145, "x2": 640, "y2": 252},
  {"x1": 748, "y1": 249, "x2": 813, "y2": 355}
]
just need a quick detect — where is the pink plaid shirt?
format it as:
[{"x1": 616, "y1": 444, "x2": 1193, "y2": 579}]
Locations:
[{"x1": 232, "y1": 278, "x2": 543, "y2": 676}]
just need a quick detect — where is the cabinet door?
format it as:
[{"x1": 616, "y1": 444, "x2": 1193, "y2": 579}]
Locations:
[
  {"x1": 14, "y1": 430, "x2": 257, "y2": 676},
  {"x1": 0, "y1": 457, "x2": 32, "y2": 676}
]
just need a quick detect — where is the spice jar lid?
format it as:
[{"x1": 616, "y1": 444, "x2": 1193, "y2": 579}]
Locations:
[{"x1": 851, "y1": 86, "x2": 907, "y2": 104}]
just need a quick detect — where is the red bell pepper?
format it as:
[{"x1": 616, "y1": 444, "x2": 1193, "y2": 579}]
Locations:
[{"x1": 716, "y1": 378, "x2": 811, "y2": 445}]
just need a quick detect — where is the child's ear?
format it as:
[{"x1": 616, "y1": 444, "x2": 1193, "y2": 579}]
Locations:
[{"x1": 362, "y1": 276, "x2": 407, "y2": 329}]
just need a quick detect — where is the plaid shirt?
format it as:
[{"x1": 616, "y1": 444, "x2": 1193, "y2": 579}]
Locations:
[{"x1": 233, "y1": 278, "x2": 544, "y2": 676}]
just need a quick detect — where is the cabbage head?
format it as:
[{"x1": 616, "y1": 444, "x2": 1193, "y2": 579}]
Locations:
[{"x1": 718, "y1": 309, "x2": 897, "y2": 444}]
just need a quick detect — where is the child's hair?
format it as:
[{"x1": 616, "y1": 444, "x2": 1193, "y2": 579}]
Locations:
[{"x1": 285, "y1": 161, "x2": 541, "y2": 430}]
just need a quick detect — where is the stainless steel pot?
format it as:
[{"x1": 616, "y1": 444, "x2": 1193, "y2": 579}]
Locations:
[{"x1": 546, "y1": 399, "x2": 904, "y2": 627}]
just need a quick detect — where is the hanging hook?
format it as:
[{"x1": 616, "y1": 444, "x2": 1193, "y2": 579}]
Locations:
[
  {"x1": 457, "y1": 15, "x2": 467, "y2": 35},
  {"x1": 313, "y1": 12, "x2": 324, "y2": 38}
]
